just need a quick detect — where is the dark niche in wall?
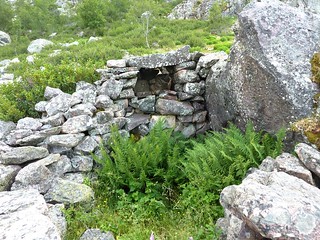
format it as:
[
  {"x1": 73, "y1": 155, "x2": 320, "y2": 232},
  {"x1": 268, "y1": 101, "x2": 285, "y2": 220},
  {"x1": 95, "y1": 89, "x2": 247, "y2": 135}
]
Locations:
[{"x1": 134, "y1": 68, "x2": 173, "y2": 97}]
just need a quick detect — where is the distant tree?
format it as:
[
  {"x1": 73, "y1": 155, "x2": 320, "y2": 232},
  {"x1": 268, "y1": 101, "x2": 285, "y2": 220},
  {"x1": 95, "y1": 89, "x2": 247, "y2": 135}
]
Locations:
[
  {"x1": 0, "y1": 0, "x2": 14, "y2": 32},
  {"x1": 208, "y1": 1, "x2": 234, "y2": 35},
  {"x1": 14, "y1": 0, "x2": 61, "y2": 36},
  {"x1": 76, "y1": 0, "x2": 108, "y2": 31}
]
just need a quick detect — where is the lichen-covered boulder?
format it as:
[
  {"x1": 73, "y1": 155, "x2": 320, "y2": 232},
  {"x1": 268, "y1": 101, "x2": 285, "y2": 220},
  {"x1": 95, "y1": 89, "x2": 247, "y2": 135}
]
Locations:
[
  {"x1": 80, "y1": 229, "x2": 115, "y2": 240},
  {"x1": 156, "y1": 99, "x2": 194, "y2": 116},
  {"x1": 220, "y1": 170, "x2": 320, "y2": 239},
  {"x1": 0, "y1": 120, "x2": 16, "y2": 140},
  {"x1": 207, "y1": 0, "x2": 320, "y2": 132}
]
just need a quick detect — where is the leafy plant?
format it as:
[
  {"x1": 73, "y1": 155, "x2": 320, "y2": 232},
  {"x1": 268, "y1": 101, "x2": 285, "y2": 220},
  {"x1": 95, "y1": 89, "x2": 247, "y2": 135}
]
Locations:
[
  {"x1": 93, "y1": 121, "x2": 189, "y2": 210},
  {"x1": 179, "y1": 122, "x2": 285, "y2": 224}
]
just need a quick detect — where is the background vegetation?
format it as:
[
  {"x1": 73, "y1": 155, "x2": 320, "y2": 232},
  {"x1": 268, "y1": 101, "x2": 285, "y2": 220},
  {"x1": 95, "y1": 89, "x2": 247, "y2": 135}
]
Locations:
[{"x1": 0, "y1": 0, "x2": 234, "y2": 122}]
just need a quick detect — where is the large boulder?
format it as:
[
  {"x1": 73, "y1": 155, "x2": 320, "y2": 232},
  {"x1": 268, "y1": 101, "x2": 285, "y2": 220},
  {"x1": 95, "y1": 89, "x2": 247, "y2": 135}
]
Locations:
[
  {"x1": 206, "y1": 0, "x2": 320, "y2": 132},
  {"x1": 27, "y1": 39, "x2": 54, "y2": 54},
  {"x1": 0, "y1": 189, "x2": 61, "y2": 239},
  {"x1": 168, "y1": 0, "x2": 320, "y2": 19},
  {"x1": 220, "y1": 170, "x2": 320, "y2": 239},
  {"x1": 0, "y1": 31, "x2": 11, "y2": 46}
]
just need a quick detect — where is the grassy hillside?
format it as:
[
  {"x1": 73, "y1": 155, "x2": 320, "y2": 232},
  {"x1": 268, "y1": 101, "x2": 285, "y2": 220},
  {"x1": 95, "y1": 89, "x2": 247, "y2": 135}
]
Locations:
[{"x1": 0, "y1": 0, "x2": 234, "y2": 122}]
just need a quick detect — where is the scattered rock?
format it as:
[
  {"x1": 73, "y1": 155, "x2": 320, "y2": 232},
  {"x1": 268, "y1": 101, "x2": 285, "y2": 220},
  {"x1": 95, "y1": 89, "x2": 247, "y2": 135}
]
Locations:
[
  {"x1": 295, "y1": 143, "x2": 320, "y2": 178},
  {"x1": 80, "y1": 229, "x2": 115, "y2": 240},
  {"x1": 27, "y1": 39, "x2": 54, "y2": 53},
  {"x1": 0, "y1": 31, "x2": 11, "y2": 46}
]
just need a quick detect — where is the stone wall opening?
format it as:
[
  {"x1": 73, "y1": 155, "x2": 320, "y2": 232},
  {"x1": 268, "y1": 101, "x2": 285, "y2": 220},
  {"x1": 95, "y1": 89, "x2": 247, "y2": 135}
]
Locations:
[{"x1": 135, "y1": 68, "x2": 173, "y2": 97}]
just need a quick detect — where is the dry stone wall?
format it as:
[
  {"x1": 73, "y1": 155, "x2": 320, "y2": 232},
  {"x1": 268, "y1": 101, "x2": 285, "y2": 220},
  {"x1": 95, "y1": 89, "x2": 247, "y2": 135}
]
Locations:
[{"x1": 0, "y1": 46, "x2": 228, "y2": 239}]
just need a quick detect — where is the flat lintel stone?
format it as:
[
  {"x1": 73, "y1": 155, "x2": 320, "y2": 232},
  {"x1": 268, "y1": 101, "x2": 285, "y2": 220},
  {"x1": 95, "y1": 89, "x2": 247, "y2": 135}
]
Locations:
[{"x1": 126, "y1": 46, "x2": 190, "y2": 68}]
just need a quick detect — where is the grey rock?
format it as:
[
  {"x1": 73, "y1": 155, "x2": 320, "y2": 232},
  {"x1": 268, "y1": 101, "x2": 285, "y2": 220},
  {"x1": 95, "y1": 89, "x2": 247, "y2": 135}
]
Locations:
[
  {"x1": 216, "y1": 209, "x2": 264, "y2": 240},
  {"x1": 0, "y1": 146, "x2": 49, "y2": 165},
  {"x1": 127, "y1": 46, "x2": 190, "y2": 68},
  {"x1": 0, "y1": 31, "x2": 11, "y2": 46},
  {"x1": 174, "y1": 69, "x2": 199, "y2": 84},
  {"x1": 114, "y1": 99, "x2": 129, "y2": 110},
  {"x1": 137, "y1": 95, "x2": 156, "y2": 112},
  {"x1": 70, "y1": 155, "x2": 93, "y2": 172},
  {"x1": 44, "y1": 86, "x2": 64, "y2": 100},
  {"x1": 220, "y1": 170, "x2": 320, "y2": 240},
  {"x1": 75, "y1": 81, "x2": 97, "y2": 104},
  {"x1": 0, "y1": 164, "x2": 21, "y2": 191},
  {"x1": 192, "y1": 111, "x2": 207, "y2": 123},
  {"x1": 80, "y1": 229, "x2": 115, "y2": 240},
  {"x1": 198, "y1": 68, "x2": 210, "y2": 78},
  {"x1": 208, "y1": 1, "x2": 320, "y2": 132},
  {"x1": 47, "y1": 155, "x2": 72, "y2": 176},
  {"x1": 116, "y1": 71, "x2": 139, "y2": 80},
  {"x1": 98, "y1": 79, "x2": 123, "y2": 100},
  {"x1": 64, "y1": 103, "x2": 96, "y2": 119},
  {"x1": 295, "y1": 143, "x2": 320, "y2": 178},
  {"x1": 16, "y1": 133, "x2": 46, "y2": 146},
  {"x1": 27, "y1": 39, "x2": 54, "y2": 53},
  {"x1": 174, "y1": 61, "x2": 196, "y2": 72},
  {"x1": 115, "y1": 109, "x2": 126, "y2": 117},
  {"x1": 47, "y1": 204, "x2": 67, "y2": 239},
  {"x1": 11, "y1": 154, "x2": 60, "y2": 193},
  {"x1": 126, "y1": 114, "x2": 150, "y2": 131},
  {"x1": 177, "y1": 92, "x2": 193, "y2": 101},
  {"x1": 74, "y1": 136, "x2": 99, "y2": 154},
  {"x1": 0, "y1": 120, "x2": 16, "y2": 140},
  {"x1": 156, "y1": 99, "x2": 194, "y2": 116},
  {"x1": 5, "y1": 129, "x2": 33, "y2": 146},
  {"x1": 181, "y1": 124, "x2": 196, "y2": 138},
  {"x1": 274, "y1": 153, "x2": 315, "y2": 185},
  {"x1": 120, "y1": 77, "x2": 137, "y2": 89},
  {"x1": 95, "y1": 110, "x2": 114, "y2": 124},
  {"x1": 62, "y1": 115, "x2": 93, "y2": 134},
  {"x1": 119, "y1": 88, "x2": 135, "y2": 99},
  {"x1": 45, "y1": 178, "x2": 94, "y2": 204},
  {"x1": 46, "y1": 133, "x2": 85, "y2": 148},
  {"x1": 150, "y1": 115, "x2": 176, "y2": 129},
  {"x1": 196, "y1": 52, "x2": 228, "y2": 70},
  {"x1": 41, "y1": 113, "x2": 65, "y2": 127},
  {"x1": 46, "y1": 93, "x2": 73, "y2": 116},
  {"x1": 177, "y1": 115, "x2": 193, "y2": 123},
  {"x1": 35, "y1": 101, "x2": 48, "y2": 112},
  {"x1": 16, "y1": 117, "x2": 42, "y2": 130},
  {"x1": 259, "y1": 156, "x2": 276, "y2": 172},
  {"x1": 0, "y1": 189, "x2": 61, "y2": 240},
  {"x1": 167, "y1": 0, "x2": 214, "y2": 20},
  {"x1": 63, "y1": 172, "x2": 84, "y2": 184},
  {"x1": 95, "y1": 95, "x2": 114, "y2": 109},
  {"x1": 107, "y1": 59, "x2": 126, "y2": 68},
  {"x1": 183, "y1": 82, "x2": 202, "y2": 96}
]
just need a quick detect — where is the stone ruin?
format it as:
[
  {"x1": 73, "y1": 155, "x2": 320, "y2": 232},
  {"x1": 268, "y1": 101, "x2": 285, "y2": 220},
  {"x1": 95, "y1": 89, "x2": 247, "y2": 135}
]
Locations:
[{"x1": 0, "y1": 46, "x2": 228, "y2": 239}]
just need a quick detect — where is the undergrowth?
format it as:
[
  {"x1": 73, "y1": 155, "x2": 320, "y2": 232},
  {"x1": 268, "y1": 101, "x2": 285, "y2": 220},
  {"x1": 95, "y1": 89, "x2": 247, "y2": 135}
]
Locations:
[{"x1": 64, "y1": 121, "x2": 285, "y2": 240}]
